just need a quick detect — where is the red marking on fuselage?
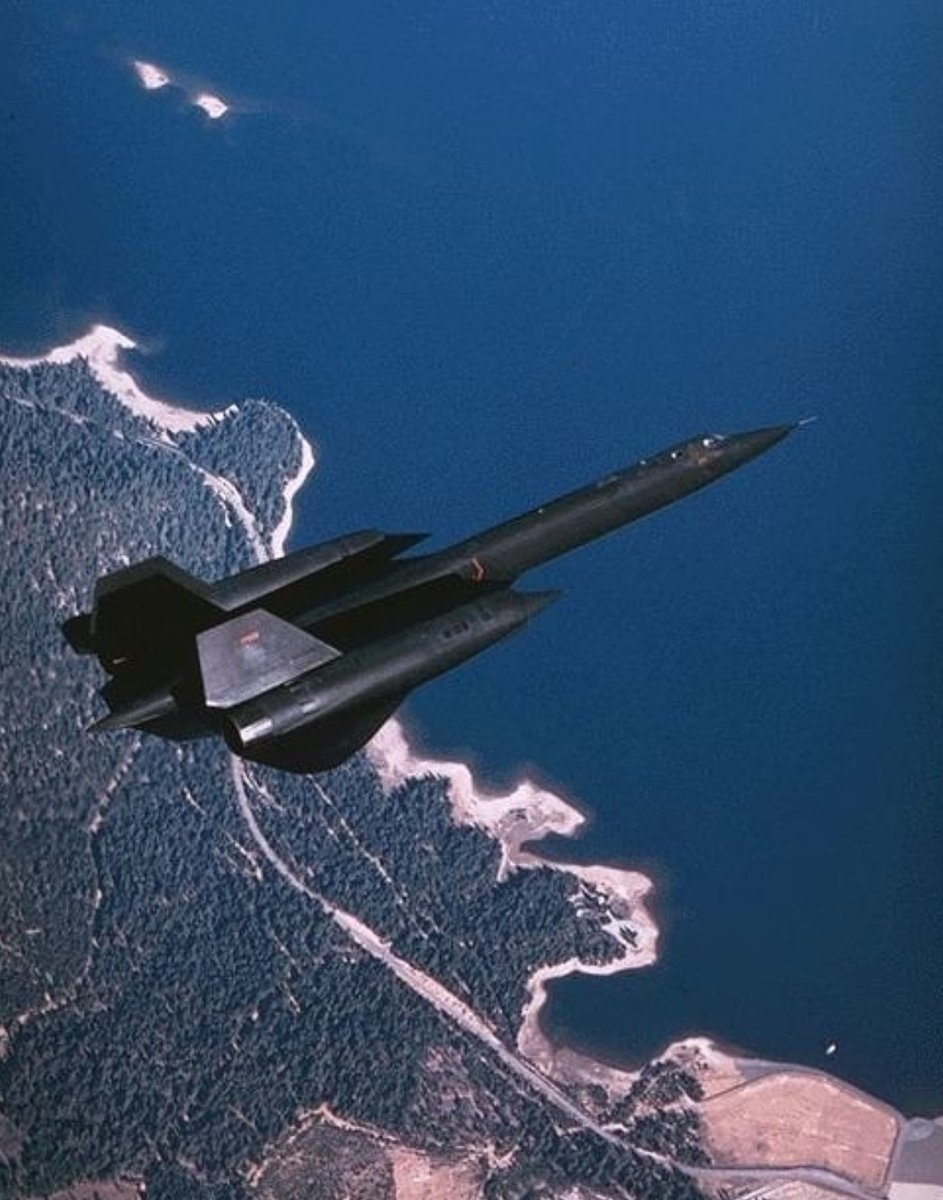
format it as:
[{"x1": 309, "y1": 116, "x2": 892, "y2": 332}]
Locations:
[{"x1": 240, "y1": 630, "x2": 260, "y2": 646}]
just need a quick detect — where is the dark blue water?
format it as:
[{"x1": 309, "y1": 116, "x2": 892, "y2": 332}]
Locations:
[{"x1": 3, "y1": 1, "x2": 942, "y2": 1114}]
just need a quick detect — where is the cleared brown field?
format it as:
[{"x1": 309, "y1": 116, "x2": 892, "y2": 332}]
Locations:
[
  {"x1": 700, "y1": 1070, "x2": 899, "y2": 1191},
  {"x1": 389, "y1": 1148, "x2": 482, "y2": 1200}
]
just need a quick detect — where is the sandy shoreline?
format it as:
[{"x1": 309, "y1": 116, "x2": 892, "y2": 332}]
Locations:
[
  {"x1": 0, "y1": 324, "x2": 316, "y2": 562},
  {"x1": 272, "y1": 433, "x2": 316, "y2": 558},
  {"x1": 0, "y1": 324, "x2": 232, "y2": 436},
  {"x1": 367, "y1": 719, "x2": 664, "y2": 1086}
]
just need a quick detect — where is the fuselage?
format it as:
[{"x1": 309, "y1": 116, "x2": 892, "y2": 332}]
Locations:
[
  {"x1": 72, "y1": 424, "x2": 795, "y2": 772},
  {"x1": 291, "y1": 426, "x2": 792, "y2": 636}
]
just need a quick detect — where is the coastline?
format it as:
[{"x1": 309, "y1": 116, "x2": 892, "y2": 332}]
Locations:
[
  {"x1": 0, "y1": 326, "x2": 700, "y2": 1097},
  {"x1": 272, "y1": 432, "x2": 316, "y2": 557},
  {"x1": 366, "y1": 719, "x2": 662, "y2": 1087},
  {"x1": 6, "y1": 327, "x2": 932, "y2": 1175},
  {"x1": 0, "y1": 324, "x2": 233, "y2": 438},
  {"x1": 0, "y1": 324, "x2": 316, "y2": 561}
]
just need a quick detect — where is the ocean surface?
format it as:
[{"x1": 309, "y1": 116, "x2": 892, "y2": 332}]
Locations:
[{"x1": 3, "y1": 0, "x2": 942, "y2": 1114}]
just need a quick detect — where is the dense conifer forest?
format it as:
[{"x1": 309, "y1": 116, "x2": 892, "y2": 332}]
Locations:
[{"x1": 0, "y1": 361, "x2": 707, "y2": 1199}]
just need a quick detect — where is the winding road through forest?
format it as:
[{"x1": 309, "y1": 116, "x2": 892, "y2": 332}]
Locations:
[{"x1": 231, "y1": 757, "x2": 887, "y2": 1200}]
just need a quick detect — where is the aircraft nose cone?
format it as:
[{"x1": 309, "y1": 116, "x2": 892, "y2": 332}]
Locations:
[
  {"x1": 737, "y1": 423, "x2": 795, "y2": 451},
  {"x1": 721, "y1": 423, "x2": 796, "y2": 468}
]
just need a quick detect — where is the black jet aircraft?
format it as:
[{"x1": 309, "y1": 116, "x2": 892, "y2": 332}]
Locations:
[{"x1": 64, "y1": 425, "x2": 794, "y2": 772}]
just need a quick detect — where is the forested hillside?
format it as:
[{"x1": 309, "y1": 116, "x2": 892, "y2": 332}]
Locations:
[{"x1": 0, "y1": 361, "x2": 707, "y2": 1199}]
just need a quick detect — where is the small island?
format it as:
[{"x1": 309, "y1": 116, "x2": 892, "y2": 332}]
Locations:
[{"x1": 130, "y1": 59, "x2": 230, "y2": 121}]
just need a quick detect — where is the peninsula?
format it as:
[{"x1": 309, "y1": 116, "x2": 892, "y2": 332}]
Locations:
[{"x1": 0, "y1": 329, "x2": 938, "y2": 1200}]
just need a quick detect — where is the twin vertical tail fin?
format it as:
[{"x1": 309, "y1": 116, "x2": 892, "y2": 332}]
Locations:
[
  {"x1": 90, "y1": 557, "x2": 220, "y2": 670},
  {"x1": 78, "y1": 557, "x2": 343, "y2": 733},
  {"x1": 70, "y1": 555, "x2": 342, "y2": 721}
]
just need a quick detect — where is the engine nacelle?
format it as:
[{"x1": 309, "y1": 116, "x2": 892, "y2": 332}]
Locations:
[{"x1": 225, "y1": 589, "x2": 558, "y2": 751}]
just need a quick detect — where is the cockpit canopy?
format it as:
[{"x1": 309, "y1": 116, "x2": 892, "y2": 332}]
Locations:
[{"x1": 641, "y1": 433, "x2": 727, "y2": 468}]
